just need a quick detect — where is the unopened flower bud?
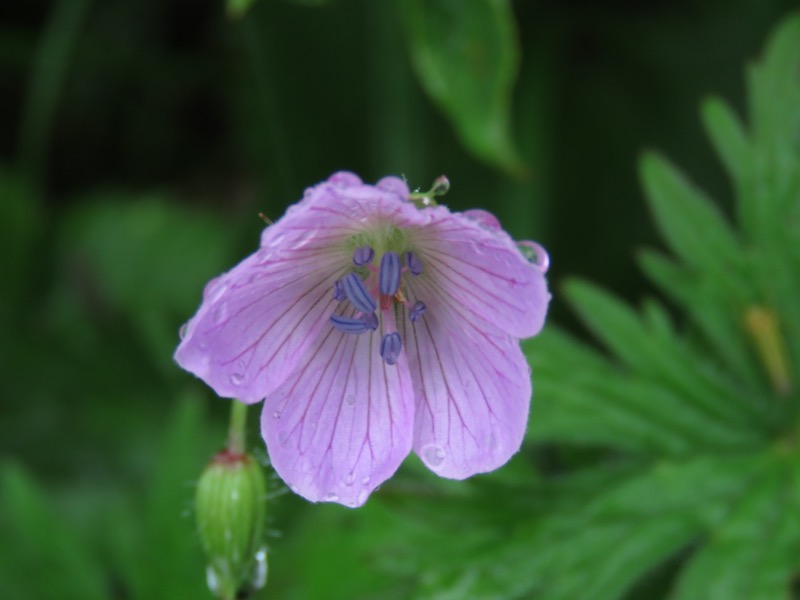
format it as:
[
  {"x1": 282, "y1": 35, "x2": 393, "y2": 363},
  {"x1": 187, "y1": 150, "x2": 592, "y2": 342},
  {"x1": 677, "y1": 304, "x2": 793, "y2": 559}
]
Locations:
[{"x1": 195, "y1": 450, "x2": 267, "y2": 600}]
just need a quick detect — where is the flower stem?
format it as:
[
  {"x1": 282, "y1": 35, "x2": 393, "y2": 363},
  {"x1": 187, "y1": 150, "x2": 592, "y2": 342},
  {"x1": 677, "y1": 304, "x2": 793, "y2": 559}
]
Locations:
[{"x1": 227, "y1": 400, "x2": 248, "y2": 455}]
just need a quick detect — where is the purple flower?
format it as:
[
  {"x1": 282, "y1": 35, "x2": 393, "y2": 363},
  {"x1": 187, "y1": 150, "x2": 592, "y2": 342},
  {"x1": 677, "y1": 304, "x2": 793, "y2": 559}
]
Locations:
[{"x1": 175, "y1": 172, "x2": 550, "y2": 507}]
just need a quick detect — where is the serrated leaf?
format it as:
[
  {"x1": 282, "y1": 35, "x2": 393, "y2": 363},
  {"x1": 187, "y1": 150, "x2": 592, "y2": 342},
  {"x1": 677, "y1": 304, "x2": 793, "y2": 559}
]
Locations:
[
  {"x1": 401, "y1": 0, "x2": 524, "y2": 174},
  {"x1": 533, "y1": 454, "x2": 767, "y2": 600},
  {"x1": 639, "y1": 152, "x2": 744, "y2": 287},
  {"x1": 672, "y1": 459, "x2": 798, "y2": 600},
  {"x1": 562, "y1": 279, "x2": 764, "y2": 430},
  {"x1": 701, "y1": 96, "x2": 750, "y2": 191},
  {"x1": 432, "y1": 455, "x2": 766, "y2": 600},
  {"x1": 527, "y1": 330, "x2": 764, "y2": 457},
  {"x1": 744, "y1": 14, "x2": 800, "y2": 386},
  {"x1": 637, "y1": 250, "x2": 764, "y2": 392},
  {"x1": 745, "y1": 12, "x2": 800, "y2": 239}
]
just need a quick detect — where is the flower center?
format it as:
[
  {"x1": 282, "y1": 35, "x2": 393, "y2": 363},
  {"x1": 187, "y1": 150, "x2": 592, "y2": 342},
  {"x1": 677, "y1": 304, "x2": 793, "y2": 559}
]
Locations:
[{"x1": 329, "y1": 245, "x2": 426, "y2": 365}]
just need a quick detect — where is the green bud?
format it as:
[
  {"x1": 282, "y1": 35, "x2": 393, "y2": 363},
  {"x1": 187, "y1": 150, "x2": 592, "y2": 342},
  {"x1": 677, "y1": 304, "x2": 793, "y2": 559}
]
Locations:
[{"x1": 195, "y1": 451, "x2": 267, "y2": 600}]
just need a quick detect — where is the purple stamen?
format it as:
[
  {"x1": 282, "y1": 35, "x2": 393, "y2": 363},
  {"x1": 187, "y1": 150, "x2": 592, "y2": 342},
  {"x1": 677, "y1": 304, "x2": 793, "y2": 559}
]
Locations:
[
  {"x1": 380, "y1": 332, "x2": 402, "y2": 365},
  {"x1": 352, "y1": 245, "x2": 374, "y2": 266},
  {"x1": 332, "y1": 279, "x2": 346, "y2": 301},
  {"x1": 409, "y1": 301, "x2": 426, "y2": 322},
  {"x1": 405, "y1": 251, "x2": 423, "y2": 275},
  {"x1": 342, "y1": 272, "x2": 377, "y2": 313},
  {"x1": 379, "y1": 252, "x2": 402, "y2": 295}
]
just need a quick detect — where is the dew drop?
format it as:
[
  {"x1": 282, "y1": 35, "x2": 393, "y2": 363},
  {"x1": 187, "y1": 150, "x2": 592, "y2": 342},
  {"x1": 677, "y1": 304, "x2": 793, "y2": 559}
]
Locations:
[
  {"x1": 323, "y1": 492, "x2": 340, "y2": 502},
  {"x1": 462, "y1": 208, "x2": 501, "y2": 231},
  {"x1": 357, "y1": 489, "x2": 369, "y2": 505},
  {"x1": 251, "y1": 547, "x2": 268, "y2": 591},
  {"x1": 279, "y1": 431, "x2": 290, "y2": 446},
  {"x1": 422, "y1": 444, "x2": 446, "y2": 467},
  {"x1": 272, "y1": 410, "x2": 281, "y2": 420},
  {"x1": 345, "y1": 394, "x2": 356, "y2": 406},
  {"x1": 517, "y1": 240, "x2": 550, "y2": 274},
  {"x1": 345, "y1": 472, "x2": 356, "y2": 486},
  {"x1": 361, "y1": 476, "x2": 371, "y2": 485},
  {"x1": 212, "y1": 303, "x2": 228, "y2": 324},
  {"x1": 178, "y1": 323, "x2": 188, "y2": 340},
  {"x1": 268, "y1": 232, "x2": 286, "y2": 247},
  {"x1": 203, "y1": 277, "x2": 228, "y2": 303},
  {"x1": 229, "y1": 372, "x2": 244, "y2": 385}
]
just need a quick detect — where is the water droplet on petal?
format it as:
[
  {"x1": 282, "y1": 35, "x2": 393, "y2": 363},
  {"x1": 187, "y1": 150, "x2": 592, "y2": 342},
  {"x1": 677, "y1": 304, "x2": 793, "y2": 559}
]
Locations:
[
  {"x1": 272, "y1": 410, "x2": 281, "y2": 420},
  {"x1": 345, "y1": 472, "x2": 355, "y2": 486},
  {"x1": 361, "y1": 476, "x2": 371, "y2": 485},
  {"x1": 229, "y1": 372, "x2": 244, "y2": 385},
  {"x1": 267, "y1": 232, "x2": 286, "y2": 248},
  {"x1": 462, "y1": 209, "x2": 501, "y2": 231},
  {"x1": 328, "y1": 172, "x2": 362, "y2": 187},
  {"x1": 357, "y1": 489, "x2": 369, "y2": 505},
  {"x1": 279, "y1": 431, "x2": 290, "y2": 446},
  {"x1": 213, "y1": 304, "x2": 228, "y2": 324},
  {"x1": 345, "y1": 394, "x2": 356, "y2": 406},
  {"x1": 203, "y1": 277, "x2": 228, "y2": 303},
  {"x1": 517, "y1": 240, "x2": 550, "y2": 274},
  {"x1": 422, "y1": 444, "x2": 446, "y2": 467},
  {"x1": 323, "y1": 492, "x2": 340, "y2": 502},
  {"x1": 179, "y1": 323, "x2": 188, "y2": 339}
]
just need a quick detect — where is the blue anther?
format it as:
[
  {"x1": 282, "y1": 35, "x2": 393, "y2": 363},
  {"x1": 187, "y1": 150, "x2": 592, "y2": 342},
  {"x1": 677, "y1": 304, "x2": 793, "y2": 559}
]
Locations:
[
  {"x1": 409, "y1": 301, "x2": 426, "y2": 322},
  {"x1": 330, "y1": 314, "x2": 372, "y2": 334},
  {"x1": 379, "y1": 252, "x2": 402, "y2": 295},
  {"x1": 380, "y1": 332, "x2": 402, "y2": 365},
  {"x1": 405, "y1": 251, "x2": 423, "y2": 275},
  {"x1": 332, "y1": 279, "x2": 346, "y2": 301},
  {"x1": 352, "y1": 245, "x2": 374, "y2": 266},
  {"x1": 342, "y1": 272, "x2": 376, "y2": 313},
  {"x1": 363, "y1": 312, "x2": 378, "y2": 330}
]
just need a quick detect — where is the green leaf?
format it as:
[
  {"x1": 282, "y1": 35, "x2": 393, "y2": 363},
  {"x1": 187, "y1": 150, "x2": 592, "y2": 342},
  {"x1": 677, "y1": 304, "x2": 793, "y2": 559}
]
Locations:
[
  {"x1": 743, "y1": 14, "x2": 800, "y2": 384},
  {"x1": 423, "y1": 455, "x2": 766, "y2": 600},
  {"x1": 401, "y1": 0, "x2": 524, "y2": 174},
  {"x1": 672, "y1": 459, "x2": 798, "y2": 600},
  {"x1": 526, "y1": 330, "x2": 764, "y2": 456},
  {"x1": 0, "y1": 463, "x2": 106, "y2": 600},
  {"x1": 636, "y1": 249, "x2": 763, "y2": 391},
  {"x1": 639, "y1": 152, "x2": 744, "y2": 288},
  {"x1": 745, "y1": 12, "x2": 800, "y2": 241},
  {"x1": 562, "y1": 279, "x2": 765, "y2": 430},
  {"x1": 701, "y1": 97, "x2": 750, "y2": 191}
]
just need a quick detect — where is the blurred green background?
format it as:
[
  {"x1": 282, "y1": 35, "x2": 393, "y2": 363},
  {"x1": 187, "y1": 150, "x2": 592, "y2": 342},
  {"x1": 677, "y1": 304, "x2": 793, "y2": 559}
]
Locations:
[{"x1": 2, "y1": 1, "x2": 799, "y2": 599}]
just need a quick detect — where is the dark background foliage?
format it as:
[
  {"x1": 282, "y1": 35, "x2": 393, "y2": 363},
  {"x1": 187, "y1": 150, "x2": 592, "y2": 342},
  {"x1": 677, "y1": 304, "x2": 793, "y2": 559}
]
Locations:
[{"x1": 1, "y1": 1, "x2": 797, "y2": 599}]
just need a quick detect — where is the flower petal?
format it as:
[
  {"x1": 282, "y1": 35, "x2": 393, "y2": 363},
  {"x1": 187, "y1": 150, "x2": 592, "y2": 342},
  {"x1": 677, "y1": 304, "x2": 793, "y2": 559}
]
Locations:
[
  {"x1": 409, "y1": 208, "x2": 550, "y2": 339},
  {"x1": 175, "y1": 248, "x2": 347, "y2": 403},
  {"x1": 400, "y1": 303, "x2": 532, "y2": 479},
  {"x1": 262, "y1": 319, "x2": 415, "y2": 507}
]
